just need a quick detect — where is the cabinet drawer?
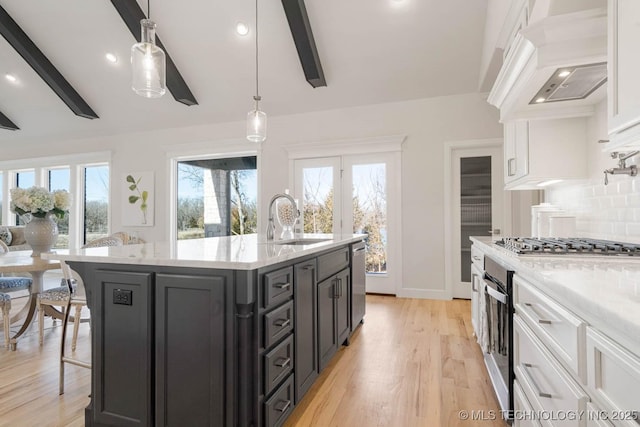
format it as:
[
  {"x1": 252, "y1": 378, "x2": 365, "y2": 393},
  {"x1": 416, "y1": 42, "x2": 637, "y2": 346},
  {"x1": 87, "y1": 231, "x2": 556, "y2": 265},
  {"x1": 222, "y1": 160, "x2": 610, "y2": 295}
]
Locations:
[
  {"x1": 264, "y1": 267, "x2": 293, "y2": 309},
  {"x1": 264, "y1": 374, "x2": 294, "y2": 427},
  {"x1": 515, "y1": 275, "x2": 586, "y2": 383},
  {"x1": 585, "y1": 402, "x2": 614, "y2": 427},
  {"x1": 317, "y1": 247, "x2": 349, "y2": 282},
  {"x1": 586, "y1": 327, "x2": 640, "y2": 427},
  {"x1": 514, "y1": 379, "x2": 542, "y2": 427},
  {"x1": 471, "y1": 245, "x2": 484, "y2": 271},
  {"x1": 264, "y1": 335, "x2": 294, "y2": 395},
  {"x1": 264, "y1": 301, "x2": 294, "y2": 349},
  {"x1": 514, "y1": 316, "x2": 588, "y2": 426}
]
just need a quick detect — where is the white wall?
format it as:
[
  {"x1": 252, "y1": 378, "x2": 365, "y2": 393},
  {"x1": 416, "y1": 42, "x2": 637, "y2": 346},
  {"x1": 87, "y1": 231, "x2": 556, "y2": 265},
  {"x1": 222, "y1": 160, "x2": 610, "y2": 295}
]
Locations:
[
  {"x1": 546, "y1": 100, "x2": 640, "y2": 242},
  {"x1": 1, "y1": 93, "x2": 502, "y2": 298}
]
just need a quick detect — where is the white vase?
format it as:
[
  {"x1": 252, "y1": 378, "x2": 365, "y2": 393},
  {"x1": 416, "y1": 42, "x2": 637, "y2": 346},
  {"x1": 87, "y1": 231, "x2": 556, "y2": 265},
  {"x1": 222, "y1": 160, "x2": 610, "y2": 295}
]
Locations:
[{"x1": 24, "y1": 215, "x2": 59, "y2": 257}]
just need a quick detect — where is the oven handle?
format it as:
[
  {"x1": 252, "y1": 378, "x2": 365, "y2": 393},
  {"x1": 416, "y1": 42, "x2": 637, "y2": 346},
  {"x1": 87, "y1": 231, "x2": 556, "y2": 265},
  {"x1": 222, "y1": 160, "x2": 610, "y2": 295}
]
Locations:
[
  {"x1": 521, "y1": 363, "x2": 553, "y2": 399},
  {"x1": 485, "y1": 282, "x2": 507, "y2": 304}
]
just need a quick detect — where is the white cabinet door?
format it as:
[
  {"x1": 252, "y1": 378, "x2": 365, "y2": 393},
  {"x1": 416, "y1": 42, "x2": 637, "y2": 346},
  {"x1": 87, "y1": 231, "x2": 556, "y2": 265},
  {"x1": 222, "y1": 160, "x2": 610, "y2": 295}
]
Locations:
[
  {"x1": 503, "y1": 118, "x2": 587, "y2": 190},
  {"x1": 586, "y1": 328, "x2": 640, "y2": 427},
  {"x1": 504, "y1": 121, "x2": 529, "y2": 184},
  {"x1": 608, "y1": 0, "x2": 640, "y2": 148}
]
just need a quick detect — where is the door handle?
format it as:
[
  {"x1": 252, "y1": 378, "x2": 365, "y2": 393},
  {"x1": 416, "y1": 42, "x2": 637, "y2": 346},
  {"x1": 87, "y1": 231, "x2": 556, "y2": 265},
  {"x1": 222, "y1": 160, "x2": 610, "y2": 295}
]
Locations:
[{"x1": 485, "y1": 284, "x2": 507, "y2": 304}]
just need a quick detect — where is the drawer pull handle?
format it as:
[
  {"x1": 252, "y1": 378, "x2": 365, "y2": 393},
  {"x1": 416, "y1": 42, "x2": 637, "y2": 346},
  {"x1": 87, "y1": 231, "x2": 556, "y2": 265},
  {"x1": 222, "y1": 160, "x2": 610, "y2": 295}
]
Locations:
[
  {"x1": 274, "y1": 318, "x2": 290, "y2": 328},
  {"x1": 275, "y1": 399, "x2": 291, "y2": 413},
  {"x1": 471, "y1": 273, "x2": 478, "y2": 292},
  {"x1": 521, "y1": 363, "x2": 552, "y2": 399},
  {"x1": 302, "y1": 265, "x2": 314, "y2": 270},
  {"x1": 472, "y1": 256, "x2": 481, "y2": 261},
  {"x1": 275, "y1": 357, "x2": 291, "y2": 368},
  {"x1": 274, "y1": 282, "x2": 291, "y2": 290},
  {"x1": 524, "y1": 303, "x2": 553, "y2": 325}
]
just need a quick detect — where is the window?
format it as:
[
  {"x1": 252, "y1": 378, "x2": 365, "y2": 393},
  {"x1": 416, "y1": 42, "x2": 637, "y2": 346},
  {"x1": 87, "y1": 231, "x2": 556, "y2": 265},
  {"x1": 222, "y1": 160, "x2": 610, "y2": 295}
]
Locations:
[
  {"x1": 84, "y1": 165, "x2": 109, "y2": 244},
  {"x1": 177, "y1": 156, "x2": 257, "y2": 240},
  {"x1": 15, "y1": 170, "x2": 35, "y2": 225},
  {"x1": 48, "y1": 168, "x2": 71, "y2": 248},
  {"x1": 0, "y1": 152, "x2": 110, "y2": 249}
]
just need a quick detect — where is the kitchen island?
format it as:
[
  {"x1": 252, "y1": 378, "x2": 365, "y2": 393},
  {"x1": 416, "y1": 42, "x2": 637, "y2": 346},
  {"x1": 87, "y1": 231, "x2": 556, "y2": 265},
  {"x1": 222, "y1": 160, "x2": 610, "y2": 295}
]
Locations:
[{"x1": 43, "y1": 233, "x2": 366, "y2": 427}]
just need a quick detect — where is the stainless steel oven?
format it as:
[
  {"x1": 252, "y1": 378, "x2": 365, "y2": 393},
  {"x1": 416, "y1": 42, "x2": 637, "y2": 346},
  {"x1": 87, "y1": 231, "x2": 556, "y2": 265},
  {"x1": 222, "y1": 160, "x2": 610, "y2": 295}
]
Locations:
[{"x1": 484, "y1": 255, "x2": 514, "y2": 418}]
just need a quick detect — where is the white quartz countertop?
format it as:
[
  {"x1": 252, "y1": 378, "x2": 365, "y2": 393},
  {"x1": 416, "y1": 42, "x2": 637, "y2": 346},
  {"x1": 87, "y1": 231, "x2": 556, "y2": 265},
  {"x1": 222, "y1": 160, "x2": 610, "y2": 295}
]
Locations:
[
  {"x1": 42, "y1": 234, "x2": 366, "y2": 270},
  {"x1": 471, "y1": 236, "x2": 640, "y2": 355}
]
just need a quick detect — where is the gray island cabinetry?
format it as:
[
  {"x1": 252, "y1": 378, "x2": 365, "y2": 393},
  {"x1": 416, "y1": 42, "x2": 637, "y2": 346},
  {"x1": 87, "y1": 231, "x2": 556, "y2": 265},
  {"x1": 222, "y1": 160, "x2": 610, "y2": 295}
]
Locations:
[{"x1": 47, "y1": 234, "x2": 365, "y2": 427}]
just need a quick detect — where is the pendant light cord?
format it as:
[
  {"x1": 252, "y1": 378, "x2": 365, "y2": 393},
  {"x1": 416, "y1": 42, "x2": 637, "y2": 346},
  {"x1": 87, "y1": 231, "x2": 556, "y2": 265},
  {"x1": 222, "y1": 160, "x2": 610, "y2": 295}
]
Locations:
[{"x1": 255, "y1": 0, "x2": 260, "y2": 101}]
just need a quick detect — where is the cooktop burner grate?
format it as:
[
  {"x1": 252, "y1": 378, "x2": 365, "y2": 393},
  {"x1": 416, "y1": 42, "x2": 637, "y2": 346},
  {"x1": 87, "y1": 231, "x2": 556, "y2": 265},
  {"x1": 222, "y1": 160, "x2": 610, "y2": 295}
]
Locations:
[{"x1": 496, "y1": 237, "x2": 640, "y2": 256}]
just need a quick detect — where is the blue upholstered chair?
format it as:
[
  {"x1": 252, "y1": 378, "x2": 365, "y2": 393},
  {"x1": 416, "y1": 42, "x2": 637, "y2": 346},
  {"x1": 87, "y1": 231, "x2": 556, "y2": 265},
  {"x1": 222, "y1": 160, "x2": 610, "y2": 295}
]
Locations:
[{"x1": 0, "y1": 239, "x2": 34, "y2": 348}]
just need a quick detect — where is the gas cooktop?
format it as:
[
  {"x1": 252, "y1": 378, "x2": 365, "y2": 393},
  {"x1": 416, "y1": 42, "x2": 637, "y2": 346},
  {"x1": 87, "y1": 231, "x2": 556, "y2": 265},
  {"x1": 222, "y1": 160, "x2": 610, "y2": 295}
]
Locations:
[{"x1": 496, "y1": 237, "x2": 640, "y2": 257}]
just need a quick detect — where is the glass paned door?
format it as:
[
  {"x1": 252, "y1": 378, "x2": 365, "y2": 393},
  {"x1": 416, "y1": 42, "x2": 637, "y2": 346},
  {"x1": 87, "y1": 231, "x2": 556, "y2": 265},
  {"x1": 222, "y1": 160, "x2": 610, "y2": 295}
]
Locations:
[
  {"x1": 294, "y1": 158, "x2": 341, "y2": 236},
  {"x1": 295, "y1": 153, "x2": 399, "y2": 295},
  {"x1": 351, "y1": 163, "x2": 387, "y2": 274}
]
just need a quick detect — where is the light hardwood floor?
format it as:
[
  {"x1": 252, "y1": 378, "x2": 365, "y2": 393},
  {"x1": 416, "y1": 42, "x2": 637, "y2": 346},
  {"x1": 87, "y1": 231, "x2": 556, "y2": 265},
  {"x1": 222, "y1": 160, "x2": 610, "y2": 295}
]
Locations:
[{"x1": 0, "y1": 295, "x2": 505, "y2": 427}]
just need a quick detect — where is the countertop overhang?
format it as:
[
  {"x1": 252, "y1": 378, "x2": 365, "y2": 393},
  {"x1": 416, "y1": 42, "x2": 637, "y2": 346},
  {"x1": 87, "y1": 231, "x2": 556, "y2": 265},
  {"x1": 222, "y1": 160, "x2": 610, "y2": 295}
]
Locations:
[{"x1": 42, "y1": 234, "x2": 366, "y2": 270}]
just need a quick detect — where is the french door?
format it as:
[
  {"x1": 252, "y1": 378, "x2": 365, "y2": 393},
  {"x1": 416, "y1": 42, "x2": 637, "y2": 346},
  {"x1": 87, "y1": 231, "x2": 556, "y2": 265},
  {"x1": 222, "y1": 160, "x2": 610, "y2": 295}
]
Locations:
[{"x1": 293, "y1": 153, "x2": 400, "y2": 295}]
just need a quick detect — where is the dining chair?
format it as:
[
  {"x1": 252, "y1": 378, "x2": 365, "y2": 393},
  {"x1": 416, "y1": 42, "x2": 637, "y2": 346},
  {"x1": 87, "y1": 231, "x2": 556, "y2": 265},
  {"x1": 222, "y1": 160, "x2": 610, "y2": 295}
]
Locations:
[
  {"x1": 0, "y1": 240, "x2": 34, "y2": 349},
  {"x1": 37, "y1": 235, "x2": 124, "y2": 347},
  {"x1": 57, "y1": 235, "x2": 124, "y2": 394}
]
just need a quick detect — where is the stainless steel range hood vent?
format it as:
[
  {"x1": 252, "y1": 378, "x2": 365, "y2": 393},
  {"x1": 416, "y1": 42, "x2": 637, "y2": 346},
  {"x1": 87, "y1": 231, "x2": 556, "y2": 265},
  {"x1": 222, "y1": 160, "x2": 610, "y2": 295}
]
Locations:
[{"x1": 529, "y1": 62, "x2": 607, "y2": 104}]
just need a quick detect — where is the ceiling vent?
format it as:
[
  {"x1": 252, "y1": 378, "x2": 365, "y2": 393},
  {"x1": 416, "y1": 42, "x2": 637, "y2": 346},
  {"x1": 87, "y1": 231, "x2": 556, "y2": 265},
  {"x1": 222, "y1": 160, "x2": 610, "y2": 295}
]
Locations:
[{"x1": 530, "y1": 62, "x2": 607, "y2": 104}]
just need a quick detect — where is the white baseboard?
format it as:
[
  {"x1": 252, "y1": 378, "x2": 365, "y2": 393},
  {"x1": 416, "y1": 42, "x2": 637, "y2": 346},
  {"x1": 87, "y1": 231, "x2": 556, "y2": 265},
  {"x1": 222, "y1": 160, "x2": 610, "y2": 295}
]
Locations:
[{"x1": 396, "y1": 288, "x2": 452, "y2": 300}]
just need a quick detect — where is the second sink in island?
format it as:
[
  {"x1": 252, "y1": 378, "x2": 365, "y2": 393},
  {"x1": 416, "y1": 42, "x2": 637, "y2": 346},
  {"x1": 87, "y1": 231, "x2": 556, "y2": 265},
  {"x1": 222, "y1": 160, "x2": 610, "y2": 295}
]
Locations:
[{"x1": 44, "y1": 233, "x2": 366, "y2": 427}]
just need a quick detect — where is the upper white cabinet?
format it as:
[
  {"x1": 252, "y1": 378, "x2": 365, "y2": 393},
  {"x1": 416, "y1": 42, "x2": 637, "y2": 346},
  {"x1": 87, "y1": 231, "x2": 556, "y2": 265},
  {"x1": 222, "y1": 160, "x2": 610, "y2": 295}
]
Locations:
[
  {"x1": 606, "y1": 0, "x2": 640, "y2": 150},
  {"x1": 503, "y1": 117, "x2": 588, "y2": 190}
]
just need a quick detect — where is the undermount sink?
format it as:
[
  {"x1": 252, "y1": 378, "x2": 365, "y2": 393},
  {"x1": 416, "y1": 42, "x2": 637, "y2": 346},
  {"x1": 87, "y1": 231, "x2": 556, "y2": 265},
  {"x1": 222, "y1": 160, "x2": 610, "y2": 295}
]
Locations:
[{"x1": 272, "y1": 238, "x2": 331, "y2": 245}]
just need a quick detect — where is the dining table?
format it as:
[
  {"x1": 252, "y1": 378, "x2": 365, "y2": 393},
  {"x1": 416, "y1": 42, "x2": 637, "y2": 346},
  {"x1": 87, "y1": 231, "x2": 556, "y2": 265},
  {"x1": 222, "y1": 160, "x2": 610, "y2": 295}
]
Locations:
[{"x1": 0, "y1": 250, "x2": 63, "y2": 350}]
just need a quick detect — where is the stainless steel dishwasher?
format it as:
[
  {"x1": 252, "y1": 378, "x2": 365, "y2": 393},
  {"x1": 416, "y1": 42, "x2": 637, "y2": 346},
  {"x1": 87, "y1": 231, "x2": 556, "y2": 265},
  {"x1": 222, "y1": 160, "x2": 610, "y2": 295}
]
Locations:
[{"x1": 351, "y1": 241, "x2": 366, "y2": 331}]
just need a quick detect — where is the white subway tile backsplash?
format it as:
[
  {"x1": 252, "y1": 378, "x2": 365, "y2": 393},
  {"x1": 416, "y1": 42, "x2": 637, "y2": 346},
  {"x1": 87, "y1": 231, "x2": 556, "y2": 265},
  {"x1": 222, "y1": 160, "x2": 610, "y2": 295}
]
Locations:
[{"x1": 547, "y1": 178, "x2": 640, "y2": 242}]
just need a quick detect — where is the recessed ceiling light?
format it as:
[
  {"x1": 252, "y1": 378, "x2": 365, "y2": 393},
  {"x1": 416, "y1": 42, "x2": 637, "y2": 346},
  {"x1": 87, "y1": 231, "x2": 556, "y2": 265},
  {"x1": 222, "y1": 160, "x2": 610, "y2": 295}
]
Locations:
[
  {"x1": 105, "y1": 53, "x2": 118, "y2": 64},
  {"x1": 535, "y1": 97, "x2": 546, "y2": 103},
  {"x1": 236, "y1": 22, "x2": 249, "y2": 36},
  {"x1": 5, "y1": 74, "x2": 17, "y2": 83},
  {"x1": 558, "y1": 70, "x2": 571, "y2": 78}
]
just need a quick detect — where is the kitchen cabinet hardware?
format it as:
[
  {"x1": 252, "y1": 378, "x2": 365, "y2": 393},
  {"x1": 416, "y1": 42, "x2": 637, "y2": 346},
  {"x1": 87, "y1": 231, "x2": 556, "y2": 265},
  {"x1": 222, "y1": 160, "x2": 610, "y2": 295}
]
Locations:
[
  {"x1": 274, "y1": 282, "x2": 291, "y2": 289},
  {"x1": 523, "y1": 303, "x2": 553, "y2": 325},
  {"x1": 472, "y1": 256, "x2": 481, "y2": 261},
  {"x1": 274, "y1": 319, "x2": 290, "y2": 328},
  {"x1": 275, "y1": 357, "x2": 291, "y2": 368},
  {"x1": 275, "y1": 400, "x2": 291, "y2": 413},
  {"x1": 521, "y1": 363, "x2": 553, "y2": 399},
  {"x1": 471, "y1": 273, "x2": 478, "y2": 292},
  {"x1": 508, "y1": 158, "x2": 516, "y2": 176}
]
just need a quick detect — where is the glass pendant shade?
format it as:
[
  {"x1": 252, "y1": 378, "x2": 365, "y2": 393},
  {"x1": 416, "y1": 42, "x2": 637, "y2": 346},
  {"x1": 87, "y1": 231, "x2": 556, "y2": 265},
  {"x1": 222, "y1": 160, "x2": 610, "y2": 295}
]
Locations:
[
  {"x1": 131, "y1": 19, "x2": 166, "y2": 98},
  {"x1": 246, "y1": 98, "x2": 267, "y2": 143}
]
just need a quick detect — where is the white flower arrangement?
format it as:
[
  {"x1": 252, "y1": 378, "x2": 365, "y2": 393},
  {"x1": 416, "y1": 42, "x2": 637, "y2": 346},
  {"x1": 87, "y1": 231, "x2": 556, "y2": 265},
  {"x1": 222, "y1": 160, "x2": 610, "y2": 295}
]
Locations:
[{"x1": 10, "y1": 186, "x2": 71, "y2": 219}]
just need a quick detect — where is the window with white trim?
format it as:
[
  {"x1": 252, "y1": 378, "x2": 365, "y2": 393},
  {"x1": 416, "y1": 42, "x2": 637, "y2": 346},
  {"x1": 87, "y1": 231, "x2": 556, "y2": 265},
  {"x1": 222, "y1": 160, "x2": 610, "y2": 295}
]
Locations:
[{"x1": 0, "y1": 153, "x2": 111, "y2": 249}]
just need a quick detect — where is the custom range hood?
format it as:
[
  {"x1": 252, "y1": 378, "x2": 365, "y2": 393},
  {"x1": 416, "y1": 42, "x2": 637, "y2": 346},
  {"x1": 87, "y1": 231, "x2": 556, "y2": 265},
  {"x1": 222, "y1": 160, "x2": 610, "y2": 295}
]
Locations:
[{"x1": 488, "y1": 5, "x2": 607, "y2": 122}]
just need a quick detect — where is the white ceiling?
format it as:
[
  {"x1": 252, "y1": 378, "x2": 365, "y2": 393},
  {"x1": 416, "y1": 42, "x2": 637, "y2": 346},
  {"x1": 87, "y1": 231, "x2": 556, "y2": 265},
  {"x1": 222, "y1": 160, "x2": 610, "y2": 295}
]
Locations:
[{"x1": 0, "y1": 0, "x2": 488, "y2": 143}]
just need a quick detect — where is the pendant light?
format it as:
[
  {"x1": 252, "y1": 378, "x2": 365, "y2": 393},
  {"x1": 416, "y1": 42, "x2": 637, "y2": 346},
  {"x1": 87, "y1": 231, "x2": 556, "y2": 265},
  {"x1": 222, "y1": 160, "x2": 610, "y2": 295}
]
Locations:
[
  {"x1": 246, "y1": 0, "x2": 267, "y2": 143},
  {"x1": 131, "y1": 0, "x2": 166, "y2": 98}
]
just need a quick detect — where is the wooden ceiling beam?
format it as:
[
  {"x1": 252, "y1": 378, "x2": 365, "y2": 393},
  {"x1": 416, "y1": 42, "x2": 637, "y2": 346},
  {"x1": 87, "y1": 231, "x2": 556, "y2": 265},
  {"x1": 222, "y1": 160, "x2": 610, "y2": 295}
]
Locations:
[
  {"x1": 0, "y1": 5, "x2": 99, "y2": 119},
  {"x1": 281, "y1": 0, "x2": 326, "y2": 88},
  {"x1": 110, "y1": 0, "x2": 198, "y2": 106},
  {"x1": 0, "y1": 111, "x2": 19, "y2": 131}
]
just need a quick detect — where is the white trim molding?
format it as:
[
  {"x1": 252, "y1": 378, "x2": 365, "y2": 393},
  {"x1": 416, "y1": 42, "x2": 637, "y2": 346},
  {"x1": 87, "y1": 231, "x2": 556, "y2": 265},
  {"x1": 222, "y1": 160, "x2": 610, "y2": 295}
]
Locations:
[{"x1": 285, "y1": 134, "x2": 406, "y2": 159}]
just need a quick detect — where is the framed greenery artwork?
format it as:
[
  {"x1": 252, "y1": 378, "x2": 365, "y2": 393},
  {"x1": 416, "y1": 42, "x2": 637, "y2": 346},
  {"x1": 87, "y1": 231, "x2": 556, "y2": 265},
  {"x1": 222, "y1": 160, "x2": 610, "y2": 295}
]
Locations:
[{"x1": 122, "y1": 171, "x2": 154, "y2": 226}]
